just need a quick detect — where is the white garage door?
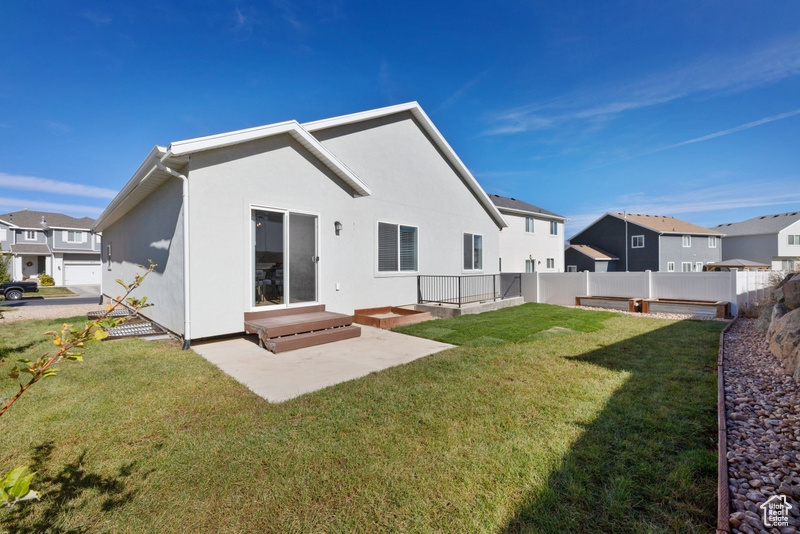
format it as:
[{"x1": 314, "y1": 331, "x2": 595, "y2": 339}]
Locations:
[{"x1": 64, "y1": 262, "x2": 101, "y2": 285}]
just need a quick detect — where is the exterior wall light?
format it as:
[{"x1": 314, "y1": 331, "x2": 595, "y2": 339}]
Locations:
[{"x1": 334, "y1": 221, "x2": 342, "y2": 236}]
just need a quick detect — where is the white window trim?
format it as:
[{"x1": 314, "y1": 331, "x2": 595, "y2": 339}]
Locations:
[
  {"x1": 546, "y1": 258, "x2": 555, "y2": 269},
  {"x1": 695, "y1": 262, "x2": 704, "y2": 272},
  {"x1": 788, "y1": 235, "x2": 800, "y2": 246},
  {"x1": 525, "y1": 217, "x2": 535, "y2": 234},
  {"x1": 708, "y1": 236, "x2": 717, "y2": 248},
  {"x1": 463, "y1": 232, "x2": 483, "y2": 271},
  {"x1": 549, "y1": 221, "x2": 558, "y2": 236},
  {"x1": 377, "y1": 221, "x2": 418, "y2": 274},
  {"x1": 631, "y1": 235, "x2": 644, "y2": 248},
  {"x1": 667, "y1": 262, "x2": 675, "y2": 272},
  {"x1": 681, "y1": 262, "x2": 692, "y2": 272},
  {"x1": 64, "y1": 230, "x2": 85, "y2": 244},
  {"x1": 525, "y1": 259, "x2": 535, "y2": 273},
  {"x1": 682, "y1": 235, "x2": 691, "y2": 248},
  {"x1": 24, "y1": 230, "x2": 36, "y2": 241}
]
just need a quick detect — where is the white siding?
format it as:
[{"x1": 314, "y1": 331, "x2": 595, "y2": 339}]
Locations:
[
  {"x1": 498, "y1": 213, "x2": 564, "y2": 272},
  {"x1": 183, "y1": 114, "x2": 502, "y2": 339},
  {"x1": 101, "y1": 177, "x2": 186, "y2": 336}
]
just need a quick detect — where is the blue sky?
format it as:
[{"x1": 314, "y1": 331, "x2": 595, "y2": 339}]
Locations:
[{"x1": 2, "y1": 1, "x2": 799, "y2": 237}]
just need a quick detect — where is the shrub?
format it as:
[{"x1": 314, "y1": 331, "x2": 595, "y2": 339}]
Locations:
[
  {"x1": 0, "y1": 253, "x2": 10, "y2": 284},
  {"x1": 38, "y1": 273, "x2": 55, "y2": 286}
]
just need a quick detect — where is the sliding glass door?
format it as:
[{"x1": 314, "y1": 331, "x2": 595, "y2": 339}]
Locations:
[{"x1": 253, "y1": 209, "x2": 317, "y2": 307}]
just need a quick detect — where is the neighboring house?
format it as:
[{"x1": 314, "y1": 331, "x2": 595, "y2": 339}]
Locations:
[
  {"x1": 93, "y1": 102, "x2": 507, "y2": 344},
  {"x1": 564, "y1": 244, "x2": 619, "y2": 273},
  {"x1": 566, "y1": 212, "x2": 723, "y2": 272},
  {"x1": 714, "y1": 210, "x2": 800, "y2": 270},
  {"x1": 489, "y1": 194, "x2": 567, "y2": 272},
  {"x1": 0, "y1": 210, "x2": 102, "y2": 284}
]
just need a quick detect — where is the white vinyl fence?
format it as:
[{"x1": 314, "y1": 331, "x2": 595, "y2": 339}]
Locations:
[{"x1": 512, "y1": 270, "x2": 783, "y2": 315}]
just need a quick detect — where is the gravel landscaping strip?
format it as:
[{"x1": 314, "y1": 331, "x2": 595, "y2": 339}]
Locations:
[{"x1": 724, "y1": 318, "x2": 800, "y2": 534}]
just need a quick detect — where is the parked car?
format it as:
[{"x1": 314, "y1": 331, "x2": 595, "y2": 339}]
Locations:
[{"x1": 0, "y1": 281, "x2": 39, "y2": 301}]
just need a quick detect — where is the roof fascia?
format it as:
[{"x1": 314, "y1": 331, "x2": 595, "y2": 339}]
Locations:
[
  {"x1": 167, "y1": 121, "x2": 371, "y2": 197},
  {"x1": 498, "y1": 206, "x2": 567, "y2": 221},
  {"x1": 0, "y1": 219, "x2": 19, "y2": 228},
  {"x1": 93, "y1": 145, "x2": 166, "y2": 232},
  {"x1": 305, "y1": 102, "x2": 507, "y2": 229}
]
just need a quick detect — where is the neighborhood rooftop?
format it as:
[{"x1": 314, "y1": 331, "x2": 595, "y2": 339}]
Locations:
[
  {"x1": 488, "y1": 194, "x2": 566, "y2": 220},
  {"x1": 714, "y1": 210, "x2": 800, "y2": 236},
  {"x1": 0, "y1": 209, "x2": 95, "y2": 230},
  {"x1": 567, "y1": 244, "x2": 618, "y2": 260},
  {"x1": 608, "y1": 212, "x2": 723, "y2": 235}
]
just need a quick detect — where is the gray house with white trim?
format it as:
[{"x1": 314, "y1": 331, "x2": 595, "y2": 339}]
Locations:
[
  {"x1": 714, "y1": 210, "x2": 800, "y2": 270},
  {"x1": 567, "y1": 212, "x2": 723, "y2": 272},
  {"x1": 0, "y1": 210, "x2": 102, "y2": 284},
  {"x1": 93, "y1": 102, "x2": 507, "y2": 344}
]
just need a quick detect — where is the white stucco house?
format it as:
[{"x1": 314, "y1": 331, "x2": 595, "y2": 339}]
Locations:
[
  {"x1": 714, "y1": 211, "x2": 800, "y2": 270},
  {"x1": 93, "y1": 102, "x2": 507, "y2": 345},
  {"x1": 0, "y1": 210, "x2": 102, "y2": 285},
  {"x1": 489, "y1": 194, "x2": 567, "y2": 273}
]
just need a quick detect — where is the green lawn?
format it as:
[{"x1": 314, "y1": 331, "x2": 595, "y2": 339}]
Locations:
[{"x1": 0, "y1": 304, "x2": 723, "y2": 533}]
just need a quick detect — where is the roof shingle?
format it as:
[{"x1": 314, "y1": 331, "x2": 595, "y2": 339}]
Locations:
[
  {"x1": 0, "y1": 210, "x2": 95, "y2": 230},
  {"x1": 488, "y1": 194, "x2": 566, "y2": 219},
  {"x1": 714, "y1": 211, "x2": 800, "y2": 236},
  {"x1": 610, "y1": 212, "x2": 722, "y2": 236}
]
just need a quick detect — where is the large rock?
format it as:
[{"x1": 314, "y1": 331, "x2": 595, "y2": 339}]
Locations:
[
  {"x1": 756, "y1": 303, "x2": 774, "y2": 334},
  {"x1": 767, "y1": 303, "x2": 788, "y2": 339},
  {"x1": 774, "y1": 274, "x2": 800, "y2": 310},
  {"x1": 768, "y1": 307, "x2": 800, "y2": 381}
]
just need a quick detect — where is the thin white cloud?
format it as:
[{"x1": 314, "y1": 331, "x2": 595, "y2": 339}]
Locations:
[
  {"x1": 0, "y1": 197, "x2": 104, "y2": 217},
  {"x1": 0, "y1": 173, "x2": 118, "y2": 199},
  {"x1": 437, "y1": 70, "x2": 491, "y2": 111},
  {"x1": 82, "y1": 11, "x2": 112, "y2": 25},
  {"x1": 565, "y1": 179, "x2": 800, "y2": 237},
  {"x1": 42, "y1": 120, "x2": 73, "y2": 133},
  {"x1": 486, "y1": 34, "x2": 800, "y2": 135},
  {"x1": 654, "y1": 108, "x2": 800, "y2": 152}
]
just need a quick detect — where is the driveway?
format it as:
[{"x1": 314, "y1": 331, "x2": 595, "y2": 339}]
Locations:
[
  {"x1": 192, "y1": 326, "x2": 453, "y2": 402},
  {"x1": 3, "y1": 285, "x2": 102, "y2": 307}
]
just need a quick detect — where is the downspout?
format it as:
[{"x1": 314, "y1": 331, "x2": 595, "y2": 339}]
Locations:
[
  {"x1": 624, "y1": 212, "x2": 629, "y2": 272},
  {"x1": 155, "y1": 155, "x2": 192, "y2": 350}
]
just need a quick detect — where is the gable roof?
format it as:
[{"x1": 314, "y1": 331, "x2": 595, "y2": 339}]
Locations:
[
  {"x1": 714, "y1": 210, "x2": 800, "y2": 237},
  {"x1": 95, "y1": 102, "x2": 506, "y2": 231},
  {"x1": 0, "y1": 210, "x2": 95, "y2": 230},
  {"x1": 608, "y1": 212, "x2": 722, "y2": 236},
  {"x1": 488, "y1": 194, "x2": 566, "y2": 221},
  {"x1": 304, "y1": 103, "x2": 506, "y2": 228},
  {"x1": 567, "y1": 244, "x2": 618, "y2": 260}
]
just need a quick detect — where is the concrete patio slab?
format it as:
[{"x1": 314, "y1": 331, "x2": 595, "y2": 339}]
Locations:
[{"x1": 191, "y1": 325, "x2": 454, "y2": 402}]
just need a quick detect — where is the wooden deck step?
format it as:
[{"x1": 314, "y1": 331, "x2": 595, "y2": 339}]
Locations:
[
  {"x1": 262, "y1": 325, "x2": 361, "y2": 353},
  {"x1": 243, "y1": 306, "x2": 361, "y2": 353},
  {"x1": 244, "y1": 311, "x2": 354, "y2": 338}
]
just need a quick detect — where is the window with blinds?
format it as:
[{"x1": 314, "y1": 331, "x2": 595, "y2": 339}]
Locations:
[{"x1": 378, "y1": 222, "x2": 417, "y2": 272}]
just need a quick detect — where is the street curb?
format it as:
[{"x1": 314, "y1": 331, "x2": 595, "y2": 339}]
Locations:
[{"x1": 717, "y1": 316, "x2": 737, "y2": 534}]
